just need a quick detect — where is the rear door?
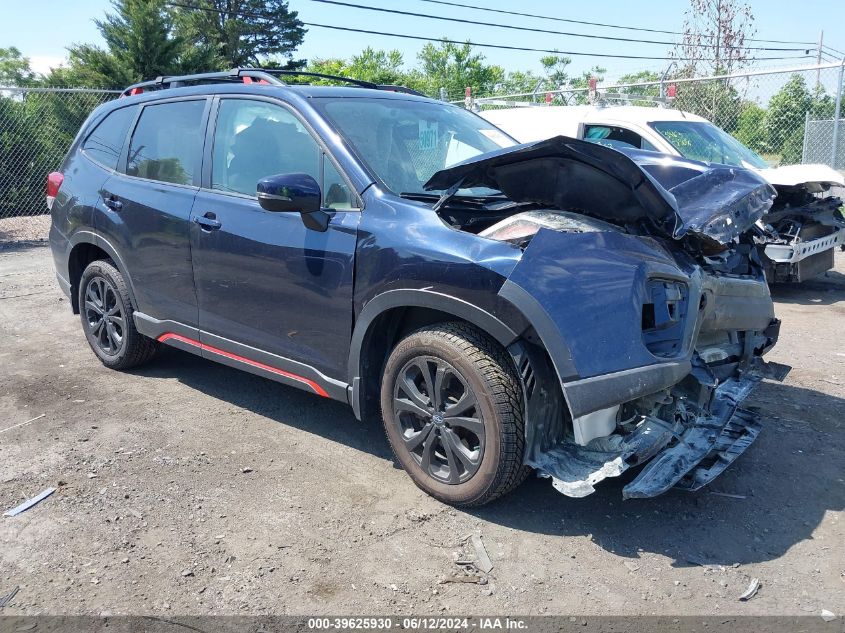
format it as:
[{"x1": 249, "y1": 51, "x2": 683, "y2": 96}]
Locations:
[
  {"x1": 97, "y1": 97, "x2": 209, "y2": 327},
  {"x1": 190, "y1": 96, "x2": 360, "y2": 388}
]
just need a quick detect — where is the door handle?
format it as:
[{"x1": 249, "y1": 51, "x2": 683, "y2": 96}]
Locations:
[
  {"x1": 102, "y1": 194, "x2": 123, "y2": 211},
  {"x1": 194, "y1": 212, "x2": 222, "y2": 231}
]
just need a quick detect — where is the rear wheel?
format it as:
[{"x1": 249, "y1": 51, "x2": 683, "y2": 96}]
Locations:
[
  {"x1": 79, "y1": 260, "x2": 159, "y2": 370},
  {"x1": 380, "y1": 322, "x2": 530, "y2": 506}
]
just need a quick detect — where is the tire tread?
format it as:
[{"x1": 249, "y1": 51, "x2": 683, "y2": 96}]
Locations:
[
  {"x1": 383, "y1": 321, "x2": 531, "y2": 507},
  {"x1": 80, "y1": 259, "x2": 159, "y2": 370}
]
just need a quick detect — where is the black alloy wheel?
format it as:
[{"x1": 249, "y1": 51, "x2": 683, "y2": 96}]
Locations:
[
  {"x1": 83, "y1": 276, "x2": 125, "y2": 356},
  {"x1": 392, "y1": 356, "x2": 485, "y2": 485}
]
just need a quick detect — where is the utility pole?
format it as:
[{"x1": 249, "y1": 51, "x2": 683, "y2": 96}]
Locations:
[{"x1": 816, "y1": 30, "x2": 824, "y2": 89}]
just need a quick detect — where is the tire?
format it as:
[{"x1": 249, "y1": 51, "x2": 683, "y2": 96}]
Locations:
[
  {"x1": 78, "y1": 259, "x2": 159, "y2": 370},
  {"x1": 380, "y1": 322, "x2": 531, "y2": 507}
]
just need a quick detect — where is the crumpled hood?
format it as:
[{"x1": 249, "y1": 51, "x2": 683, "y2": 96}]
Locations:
[
  {"x1": 425, "y1": 136, "x2": 776, "y2": 245},
  {"x1": 756, "y1": 163, "x2": 845, "y2": 191}
]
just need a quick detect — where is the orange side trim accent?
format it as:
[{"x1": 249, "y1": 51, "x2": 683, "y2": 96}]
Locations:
[{"x1": 157, "y1": 333, "x2": 329, "y2": 397}]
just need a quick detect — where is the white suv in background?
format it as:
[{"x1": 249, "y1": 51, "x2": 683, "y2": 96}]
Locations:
[{"x1": 483, "y1": 105, "x2": 845, "y2": 283}]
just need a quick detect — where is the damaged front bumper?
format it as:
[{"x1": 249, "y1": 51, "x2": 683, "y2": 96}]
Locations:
[
  {"x1": 529, "y1": 358, "x2": 789, "y2": 499},
  {"x1": 501, "y1": 228, "x2": 791, "y2": 499}
]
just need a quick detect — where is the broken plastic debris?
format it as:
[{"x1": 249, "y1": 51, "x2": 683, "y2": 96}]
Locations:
[
  {"x1": 0, "y1": 413, "x2": 45, "y2": 435},
  {"x1": 710, "y1": 491, "x2": 747, "y2": 500},
  {"x1": 820, "y1": 610, "x2": 836, "y2": 622},
  {"x1": 738, "y1": 577, "x2": 760, "y2": 601},
  {"x1": 470, "y1": 535, "x2": 494, "y2": 574},
  {"x1": 0, "y1": 586, "x2": 20, "y2": 608},
  {"x1": 3, "y1": 487, "x2": 56, "y2": 517},
  {"x1": 438, "y1": 574, "x2": 486, "y2": 585}
]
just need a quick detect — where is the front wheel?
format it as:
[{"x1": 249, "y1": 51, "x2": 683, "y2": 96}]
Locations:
[
  {"x1": 380, "y1": 322, "x2": 530, "y2": 507},
  {"x1": 78, "y1": 259, "x2": 159, "y2": 370}
]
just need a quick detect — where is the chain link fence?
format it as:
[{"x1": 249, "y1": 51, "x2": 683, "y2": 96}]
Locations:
[
  {"x1": 0, "y1": 87, "x2": 119, "y2": 220},
  {"x1": 1, "y1": 63, "x2": 842, "y2": 225},
  {"x1": 460, "y1": 62, "x2": 845, "y2": 171},
  {"x1": 804, "y1": 117, "x2": 845, "y2": 169}
]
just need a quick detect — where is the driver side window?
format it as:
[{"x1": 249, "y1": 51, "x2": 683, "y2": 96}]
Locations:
[{"x1": 211, "y1": 99, "x2": 356, "y2": 208}]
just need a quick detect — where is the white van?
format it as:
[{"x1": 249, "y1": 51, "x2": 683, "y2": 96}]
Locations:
[{"x1": 482, "y1": 105, "x2": 845, "y2": 283}]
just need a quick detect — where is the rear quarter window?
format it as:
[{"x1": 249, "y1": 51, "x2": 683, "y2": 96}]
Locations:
[
  {"x1": 81, "y1": 105, "x2": 138, "y2": 170},
  {"x1": 127, "y1": 100, "x2": 206, "y2": 186}
]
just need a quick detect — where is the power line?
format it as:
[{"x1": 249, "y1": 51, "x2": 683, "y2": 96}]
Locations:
[
  {"x1": 413, "y1": 0, "x2": 819, "y2": 46},
  {"x1": 822, "y1": 44, "x2": 845, "y2": 57},
  {"x1": 307, "y1": 0, "x2": 810, "y2": 52},
  {"x1": 166, "y1": 2, "x2": 814, "y2": 63}
]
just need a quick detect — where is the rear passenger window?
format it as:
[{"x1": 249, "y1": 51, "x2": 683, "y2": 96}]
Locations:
[
  {"x1": 127, "y1": 100, "x2": 205, "y2": 185},
  {"x1": 81, "y1": 106, "x2": 137, "y2": 170}
]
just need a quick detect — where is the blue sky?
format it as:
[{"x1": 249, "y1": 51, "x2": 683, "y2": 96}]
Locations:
[{"x1": 2, "y1": 0, "x2": 844, "y2": 81}]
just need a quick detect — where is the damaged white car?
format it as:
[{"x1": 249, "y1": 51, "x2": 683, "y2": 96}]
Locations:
[{"x1": 482, "y1": 105, "x2": 845, "y2": 283}]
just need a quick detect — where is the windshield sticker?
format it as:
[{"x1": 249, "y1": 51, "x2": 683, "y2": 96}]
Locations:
[
  {"x1": 479, "y1": 128, "x2": 514, "y2": 147},
  {"x1": 419, "y1": 120, "x2": 439, "y2": 151}
]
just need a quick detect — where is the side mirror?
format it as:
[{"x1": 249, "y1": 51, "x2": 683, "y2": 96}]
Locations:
[{"x1": 256, "y1": 173, "x2": 329, "y2": 231}]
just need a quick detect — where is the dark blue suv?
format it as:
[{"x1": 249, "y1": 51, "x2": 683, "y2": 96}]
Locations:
[{"x1": 49, "y1": 69, "x2": 788, "y2": 505}]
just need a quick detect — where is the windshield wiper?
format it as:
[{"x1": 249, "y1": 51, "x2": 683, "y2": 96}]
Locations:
[
  {"x1": 432, "y1": 178, "x2": 465, "y2": 212},
  {"x1": 399, "y1": 188, "x2": 510, "y2": 210},
  {"x1": 399, "y1": 192, "x2": 440, "y2": 202}
]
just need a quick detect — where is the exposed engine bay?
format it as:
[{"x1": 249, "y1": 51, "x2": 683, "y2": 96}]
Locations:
[{"x1": 425, "y1": 136, "x2": 792, "y2": 498}]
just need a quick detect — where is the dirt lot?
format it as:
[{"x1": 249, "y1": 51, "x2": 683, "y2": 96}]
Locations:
[{"x1": 0, "y1": 242, "x2": 843, "y2": 617}]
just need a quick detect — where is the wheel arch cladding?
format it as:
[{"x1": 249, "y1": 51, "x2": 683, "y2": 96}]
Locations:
[
  {"x1": 347, "y1": 289, "x2": 526, "y2": 422},
  {"x1": 67, "y1": 234, "x2": 138, "y2": 314}
]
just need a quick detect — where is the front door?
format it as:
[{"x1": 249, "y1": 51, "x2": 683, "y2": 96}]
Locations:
[{"x1": 190, "y1": 97, "x2": 360, "y2": 390}]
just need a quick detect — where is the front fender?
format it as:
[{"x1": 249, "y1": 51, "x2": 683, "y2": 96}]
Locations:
[
  {"x1": 346, "y1": 287, "x2": 534, "y2": 418},
  {"x1": 500, "y1": 227, "x2": 697, "y2": 419}
]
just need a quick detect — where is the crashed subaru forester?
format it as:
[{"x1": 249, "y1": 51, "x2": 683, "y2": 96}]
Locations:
[{"x1": 49, "y1": 73, "x2": 789, "y2": 506}]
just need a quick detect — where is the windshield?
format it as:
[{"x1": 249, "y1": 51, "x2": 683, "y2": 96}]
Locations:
[
  {"x1": 312, "y1": 97, "x2": 516, "y2": 196},
  {"x1": 650, "y1": 120, "x2": 768, "y2": 169}
]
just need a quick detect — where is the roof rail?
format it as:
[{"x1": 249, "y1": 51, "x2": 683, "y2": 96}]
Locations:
[
  {"x1": 120, "y1": 67, "x2": 426, "y2": 98},
  {"x1": 120, "y1": 68, "x2": 282, "y2": 96}
]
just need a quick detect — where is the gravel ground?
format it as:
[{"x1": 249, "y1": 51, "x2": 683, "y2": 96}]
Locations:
[
  {"x1": 0, "y1": 215, "x2": 51, "y2": 245},
  {"x1": 0, "y1": 245, "x2": 843, "y2": 617}
]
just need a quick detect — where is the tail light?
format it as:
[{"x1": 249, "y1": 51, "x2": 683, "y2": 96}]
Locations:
[{"x1": 46, "y1": 171, "x2": 64, "y2": 210}]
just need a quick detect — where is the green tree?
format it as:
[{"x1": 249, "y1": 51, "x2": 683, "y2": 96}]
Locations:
[
  {"x1": 174, "y1": 0, "x2": 305, "y2": 68},
  {"x1": 539, "y1": 54, "x2": 572, "y2": 89},
  {"x1": 0, "y1": 47, "x2": 36, "y2": 85},
  {"x1": 617, "y1": 70, "x2": 661, "y2": 97},
  {"x1": 410, "y1": 40, "x2": 505, "y2": 99},
  {"x1": 767, "y1": 74, "x2": 811, "y2": 160},
  {"x1": 494, "y1": 70, "x2": 544, "y2": 97},
  {"x1": 348, "y1": 48, "x2": 405, "y2": 85},
  {"x1": 809, "y1": 86, "x2": 836, "y2": 119},
  {"x1": 51, "y1": 0, "x2": 217, "y2": 88},
  {"x1": 673, "y1": 79, "x2": 742, "y2": 131},
  {"x1": 734, "y1": 101, "x2": 768, "y2": 154},
  {"x1": 306, "y1": 48, "x2": 414, "y2": 89}
]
